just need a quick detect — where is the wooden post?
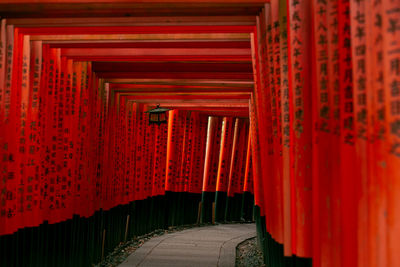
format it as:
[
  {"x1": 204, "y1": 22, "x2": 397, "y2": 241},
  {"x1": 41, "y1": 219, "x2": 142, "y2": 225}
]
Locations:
[
  {"x1": 212, "y1": 202, "x2": 216, "y2": 224},
  {"x1": 197, "y1": 202, "x2": 202, "y2": 225},
  {"x1": 101, "y1": 229, "x2": 106, "y2": 261},
  {"x1": 124, "y1": 215, "x2": 130, "y2": 242}
]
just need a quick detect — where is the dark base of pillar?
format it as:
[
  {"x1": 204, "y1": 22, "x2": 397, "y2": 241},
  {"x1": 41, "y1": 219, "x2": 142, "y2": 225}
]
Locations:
[
  {"x1": 200, "y1": 191, "x2": 215, "y2": 223},
  {"x1": 214, "y1": 190, "x2": 227, "y2": 222},
  {"x1": 241, "y1": 191, "x2": 254, "y2": 221},
  {"x1": 225, "y1": 193, "x2": 243, "y2": 221},
  {"x1": 254, "y1": 205, "x2": 312, "y2": 267},
  {"x1": 0, "y1": 192, "x2": 203, "y2": 267},
  {"x1": 164, "y1": 191, "x2": 202, "y2": 227}
]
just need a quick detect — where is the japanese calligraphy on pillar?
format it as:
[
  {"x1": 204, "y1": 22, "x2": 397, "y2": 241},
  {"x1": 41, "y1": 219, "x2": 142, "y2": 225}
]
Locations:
[
  {"x1": 190, "y1": 115, "x2": 207, "y2": 194},
  {"x1": 315, "y1": 0, "x2": 330, "y2": 134},
  {"x1": 382, "y1": 0, "x2": 400, "y2": 266},
  {"x1": 350, "y1": 1, "x2": 369, "y2": 266},
  {"x1": 327, "y1": 1, "x2": 342, "y2": 265},
  {"x1": 312, "y1": 0, "x2": 333, "y2": 265},
  {"x1": 27, "y1": 41, "x2": 42, "y2": 225},
  {"x1": 277, "y1": 0, "x2": 293, "y2": 256},
  {"x1": 0, "y1": 20, "x2": 5, "y2": 112},
  {"x1": 0, "y1": 20, "x2": 5, "y2": 234},
  {"x1": 2, "y1": 25, "x2": 15, "y2": 232},
  {"x1": 351, "y1": 0, "x2": 368, "y2": 140},
  {"x1": 280, "y1": 2, "x2": 290, "y2": 149},
  {"x1": 288, "y1": 0, "x2": 313, "y2": 258},
  {"x1": 17, "y1": 35, "x2": 30, "y2": 223}
]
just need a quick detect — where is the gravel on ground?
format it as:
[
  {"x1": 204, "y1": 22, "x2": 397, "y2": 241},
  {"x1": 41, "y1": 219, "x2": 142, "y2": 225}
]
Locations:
[{"x1": 236, "y1": 237, "x2": 266, "y2": 267}]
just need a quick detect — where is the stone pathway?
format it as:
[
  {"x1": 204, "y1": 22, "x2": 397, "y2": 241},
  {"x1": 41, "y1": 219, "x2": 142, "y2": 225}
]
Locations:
[{"x1": 118, "y1": 223, "x2": 256, "y2": 267}]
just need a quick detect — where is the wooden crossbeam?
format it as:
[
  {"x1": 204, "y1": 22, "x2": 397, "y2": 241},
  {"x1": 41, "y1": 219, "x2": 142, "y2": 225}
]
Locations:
[
  {"x1": 7, "y1": 16, "x2": 256, "y2": 26},
  {"x1": 18, "y1": 25, "x2": 254, "y2": 35},
  {"x1": 29, "y1": 33, "x2": 250, "y2": 41},
  {"x1": 60, "y1": 55, "x2": 251, "y2": 63},
  {"x1": 105, "y1": 79, "x2": 254, "y2": 87},
  {"x1": 114, "y1": 92, "x2": 251, "y2": 100},
  {"x1": 0, "y1": 2, "x2": 266, "y2": 18},
  {"x1": 97, "y1": 72, "x2": 253, "y2": 80},
  {"x1": 60, "y1": 47, "x2": 251, "y2": 57},
  {"x1": 91, "y1": 62, "x2": 252, "y2": 73}
]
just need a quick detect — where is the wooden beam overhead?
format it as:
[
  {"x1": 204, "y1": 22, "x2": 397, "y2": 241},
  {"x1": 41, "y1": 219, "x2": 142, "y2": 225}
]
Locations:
[
  {"x1": 97, "y1": 72, "x2": 253, "y2": 80},
  {"x1": 1, "y1": 13, "x2": 258, "y2": 112},
  {"x1": 180, "y1": 110, "x2": 249, "y2": 117},
  {"x1": 122, "y1": 100, "x2": 249, "y2": 107},
  {"x1": 62, "y1": 56, "x2": 251, "y2": 63},
  {"x1": 29, "y1": 33, "x2": 250, "y2": 41},
  {"x1": 0, "y1": 0, "x2": 267, "y2": 3},
  {"x1": 0, "y1": 2, "x2": 266, "y2": 18},
  {"x1": 60, "y1": 47, "x2": 251, "y2": 57},
  {"x1": 113, "y1": 92, "x2": 251, "y2": 99},
  {"x1": 105, "y1": 79, "x2": 254, "y2": 87},
  {"x1": 108, "y1": 85, "x2": 252, "y2": 93},
  {"x1": 49, "y1": 41, "x2": 251, "y2": 49},
  {"x1": 91, "y1": 62, "x2": 252, "y2": 73},
  {"x1": 18, "y1": 25, "x2": 254, "y2": 34},
  {"x1": 7, "y1": 16, "x2": 256, "y2": 26}
]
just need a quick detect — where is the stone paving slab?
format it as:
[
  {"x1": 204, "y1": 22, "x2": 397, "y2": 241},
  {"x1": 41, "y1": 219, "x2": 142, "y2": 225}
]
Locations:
[{"x1": 119, "y1": 223, "x2": 256, "y2": 267}]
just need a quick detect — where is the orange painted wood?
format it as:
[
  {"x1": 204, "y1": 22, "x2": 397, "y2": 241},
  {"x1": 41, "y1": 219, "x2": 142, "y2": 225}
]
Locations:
[
  {"x1": 243, "y1": 133, "x2": 253, "y2": 194},
  {"x1": 202, "y1": 116, "x2": 223, "y2": 193},
  {"x1": 349, "y1": 1, "x2": 369, "y2": 266},
  {"x1": 61, "y1": 48, "x2": 251, "y2": 57},
  {"x1": 7, "y1": 16, "x2": 256, "y2": 27},
  {"x1": 278, "y1": 0, "x2": 292, "y2": 253},
  {"x1": 248, "y1": 94, "x2": 264, "y2": 215},
  {"x1": 227, "y1": 118, "x2": 248, "y2": 197},
  {"x1": 365, "y1": 1, "x2": 387, "y2": 266},
  {"x1": 18, "y1": 25, "x2": 255, "y2": 35},
  {"x1": 216, "y1": 117, "x2": 234, "y2": 193},
  {"x1": 287, "y1": 0, "x2": 313, "y2": 258},
  {"x1": 382, "y1": 0, "x2": 400, "y2": 265}
]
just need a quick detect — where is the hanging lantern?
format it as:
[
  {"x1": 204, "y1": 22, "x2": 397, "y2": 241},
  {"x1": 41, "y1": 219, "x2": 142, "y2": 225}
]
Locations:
[{"x1": 145, "y1": 104, "x2": 171, "y2": 125}]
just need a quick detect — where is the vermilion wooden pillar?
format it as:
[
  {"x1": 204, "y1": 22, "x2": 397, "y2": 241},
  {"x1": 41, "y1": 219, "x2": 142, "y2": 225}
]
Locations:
[
  {"x1": 382, "y1": 0, "x2": 400, "y2": 265},
  {"x1": 287, "y1": 0, "x2": 313, "y2": 258},
  {"x1": 226, "y1": 118, "x2": 249, "y2": 221},
  {"x1": 365, "y1": 1, "x2": 387, "y2": 266},
  {"x1": 248, "y1": 95, "x2": 264, "y2": 217},
  {"x1": 166, "y1": 110, "x2": 179, "y2": 193},
  {"x1": 215, "y1": 116, "x2": 234, "y2": 222},
  {"x1": 201, "y1": 116, "x2": 222, "y2": 223},
  {"x1": 349, "y1": 1, "x2": 369, "y2": 266}
]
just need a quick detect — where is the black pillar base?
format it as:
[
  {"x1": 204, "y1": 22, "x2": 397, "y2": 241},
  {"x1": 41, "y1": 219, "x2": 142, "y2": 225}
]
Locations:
[
  {"x1": 241, "y1": 191, "x2": 254, "y2": 221},
  {"x1": 225, "y1": 193, "x2": 243, "y2": 221},
  {"x1": 253, "y1": 205, "x2": 312, "y2": 267},
  {"x1": 214, "y1": 191, "x2": 227, "y2": 222},
  {"x1": 200, "y1": 191, "x2": 215, "y2": 223}
]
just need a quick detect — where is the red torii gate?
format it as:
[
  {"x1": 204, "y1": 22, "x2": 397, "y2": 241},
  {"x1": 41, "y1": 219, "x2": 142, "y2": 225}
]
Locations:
[{"x1": 0, "y1": 1, "x2": 399, "y2": 267}]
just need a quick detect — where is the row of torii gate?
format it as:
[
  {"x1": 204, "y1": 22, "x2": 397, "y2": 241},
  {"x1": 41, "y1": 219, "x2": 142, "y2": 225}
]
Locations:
[{"x1": 0, "y1": 1, "x2": 399, "y2": 267}]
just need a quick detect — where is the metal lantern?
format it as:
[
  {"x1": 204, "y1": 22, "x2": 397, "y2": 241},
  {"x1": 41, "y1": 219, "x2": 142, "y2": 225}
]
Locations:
[{"x1": 144, "y1": 104, "x2": 171, "y2": 125}]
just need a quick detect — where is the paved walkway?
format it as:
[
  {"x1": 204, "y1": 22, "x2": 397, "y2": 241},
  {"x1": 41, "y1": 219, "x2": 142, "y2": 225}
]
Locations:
[{"x1": 119, "y1": 223, "x2": 256, "y2": 267}]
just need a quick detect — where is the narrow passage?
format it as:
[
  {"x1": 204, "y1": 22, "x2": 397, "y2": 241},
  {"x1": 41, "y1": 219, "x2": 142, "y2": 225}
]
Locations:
[{"x1": 119, "y1": 224, "x2": 256, "y2": 267}]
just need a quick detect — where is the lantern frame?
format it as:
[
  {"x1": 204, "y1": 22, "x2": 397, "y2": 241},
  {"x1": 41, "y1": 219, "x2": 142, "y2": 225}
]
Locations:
[{"x1": 144, "y1": 104, "x2": 171, "y2": 125}]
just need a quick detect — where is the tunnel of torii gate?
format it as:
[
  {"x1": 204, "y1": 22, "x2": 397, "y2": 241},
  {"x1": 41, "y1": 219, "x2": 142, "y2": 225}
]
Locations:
[{"x1": 0, "y1": 0, "x2": 399, "y2": 267}]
